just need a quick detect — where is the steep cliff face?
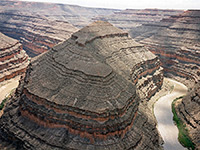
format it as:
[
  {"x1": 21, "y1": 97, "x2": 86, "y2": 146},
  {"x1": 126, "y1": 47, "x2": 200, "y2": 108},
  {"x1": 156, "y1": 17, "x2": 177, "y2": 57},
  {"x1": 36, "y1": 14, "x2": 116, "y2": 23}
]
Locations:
[
  {"x1": 0, "y1": 11, "x2": 78, "y2": 57},
  {"x1": 133, "y1": 10, "x2": 200, "y2": 87},
  {"x1": 0, "y1": 21, "x2": 163, "y2": 150},
  {"x1": 93, "y1": 9, "x2": 183, "y2": 31},
  {"x1": 175, "y1": 83, "x2": 200, "y2": 149},
  {"x1": 0, "y1": 32, "x2": 29, "y2": 82}
]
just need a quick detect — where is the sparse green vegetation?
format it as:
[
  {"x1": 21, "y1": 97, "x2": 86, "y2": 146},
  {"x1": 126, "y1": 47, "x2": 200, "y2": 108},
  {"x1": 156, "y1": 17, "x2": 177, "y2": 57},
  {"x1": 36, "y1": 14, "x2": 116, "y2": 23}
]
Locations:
[
  {"x1": 0, "y1": 97, "x2": 8, "y2": 110},
  {"x1": 0, "y1": 88, "x2": 16, "y2": 110},
  {"x1": 172, "y1": 96, "x2": 195, "y2": 150}
]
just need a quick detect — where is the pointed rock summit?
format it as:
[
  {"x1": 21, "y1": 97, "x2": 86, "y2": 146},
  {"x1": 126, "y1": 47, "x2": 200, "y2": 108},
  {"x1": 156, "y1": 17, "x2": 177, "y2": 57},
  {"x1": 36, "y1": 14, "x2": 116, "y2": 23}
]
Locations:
[{"x1": 0, "y1": 21, "x2": 163, "y2": 150}]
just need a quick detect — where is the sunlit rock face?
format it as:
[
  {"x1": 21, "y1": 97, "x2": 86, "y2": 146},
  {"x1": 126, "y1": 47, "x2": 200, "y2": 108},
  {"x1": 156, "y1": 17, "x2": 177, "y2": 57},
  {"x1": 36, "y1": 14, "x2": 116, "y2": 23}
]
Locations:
[
  {"x1": 175, "y1": 83, "x2": 200, "y2": 149},
  {"x1": 131, "y1": 10, "x2": 200, "y2": 87},
  {"x1": 0, "y1": 32, "x2": 29, "y2": 82},
  {"x1": 0, "y1": 21, "x2": 163, "y2": 150}
]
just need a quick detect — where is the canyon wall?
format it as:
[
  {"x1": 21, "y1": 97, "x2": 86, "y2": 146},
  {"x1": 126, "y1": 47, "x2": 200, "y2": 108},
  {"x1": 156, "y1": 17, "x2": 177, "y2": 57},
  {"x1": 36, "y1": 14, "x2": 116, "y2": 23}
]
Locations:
[
  {"x1": 0, "y1": 11, "x2": 78, "y2": 57},
  {"x1": 0, "y1": 0, "x2": 183, "y2": 58},
  {"x1": 0, "y1": 1, "x2": 199, "y2": 149},
  {"x1": 175, "y1": 83, "x2": 200, "y2": 149},
  {"x1": 0, "y1": 0, "x2": 117, "y2": 28},
  {"x1": 0, "y1": 32, "x2": 29, "y2": 83},
  {"x1": 93, "y1": 9, "x2": 183, "y2": 31},
  {"x1": 132, "y1": 10, "x2": 200, "y2": 87},
  {"x1": 0, "y1": 0, "x2": 118, "y2": 57},
  {"x1": 130, "y1": 10, "x2": 200, "y2": 147},
  {"x1": 0, "y1": 21, "x2": 164, "y2": 150}
]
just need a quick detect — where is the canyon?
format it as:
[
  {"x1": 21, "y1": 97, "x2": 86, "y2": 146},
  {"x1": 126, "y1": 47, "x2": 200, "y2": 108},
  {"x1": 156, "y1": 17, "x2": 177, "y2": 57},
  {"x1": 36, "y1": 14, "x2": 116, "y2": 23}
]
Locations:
[
  {"x1": 0, "y1": 11, "x2": 78, "y2": 57},
  {"x1": 93, "y1": 9, "x2": 183, "y2": 31},
  {"x1": 0, "y1": 21, "x2": 164, "y2": 150},
  {"x1": 0, "y1": 0, "x2": 199, "y2": 149},
  {"x1": 132, "y1": 10, "x2": 200, "y2": 87},
  {"x1": 0, "y1": 0, "x2": 183, "y2": 57},
  {"x1": 132, "y1": 10, "x2": 200, "y2": 148},
  {"x1": 154, "y1": 79, "x2": 188, "y2": 150}
]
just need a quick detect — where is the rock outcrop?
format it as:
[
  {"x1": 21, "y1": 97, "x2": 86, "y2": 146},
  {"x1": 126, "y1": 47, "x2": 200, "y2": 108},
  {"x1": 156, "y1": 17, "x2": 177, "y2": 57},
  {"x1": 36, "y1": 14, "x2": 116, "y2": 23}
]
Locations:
[
  {"x1": 0, "y1": 21, "x2": 163, "y2": 150},
  {"x1": 175, "y1": 83, "x2": 200, "y2": 149},
  {"x1": 132, "y1": 10, "x2": 200, "y2": 87},
  {"x1": 0, "y1": 32, "x2": 29, "y2": 82},
  {"x1": 0, "y1": 11, "x2": 78, "y2": 57}
]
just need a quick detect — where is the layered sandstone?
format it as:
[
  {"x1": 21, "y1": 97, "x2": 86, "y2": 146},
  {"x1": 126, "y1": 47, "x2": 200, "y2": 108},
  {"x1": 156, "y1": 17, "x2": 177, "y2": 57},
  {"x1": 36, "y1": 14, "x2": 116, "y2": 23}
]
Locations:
[
  {"x1": 133, "y1": 10, "x2": 200, "y2": 87},
  {"x1": 175, "y1": 83, "x2": 200, "y2": 149},
  {"x1": 0, "y1": 21, "x2": 163, "y2": 150},
  {"x1": 0, "y1": 0, "x2": 117, "y2": 28},
  {"x1": 0, "y1": 11, "x2": 78, "y2": 57},
  {"x1": 93, "y1": 9, "x2": 183, "y2": 31},
  {"x1": 0, "y1": 32, "x2": 29, "y2": 82},
  {"x1": 0, "y1": 1, "x2": 184, "y2": 58},
  {"x1": 130, "y1": 10, "x2": 200, "y2": 148}
]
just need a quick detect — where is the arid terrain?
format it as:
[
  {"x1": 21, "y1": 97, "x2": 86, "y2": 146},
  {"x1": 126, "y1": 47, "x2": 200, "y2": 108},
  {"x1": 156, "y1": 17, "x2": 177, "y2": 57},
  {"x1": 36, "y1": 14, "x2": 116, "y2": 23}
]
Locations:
[{"x1": 0, "y1": 0, "x2": 199, "y2": 150}]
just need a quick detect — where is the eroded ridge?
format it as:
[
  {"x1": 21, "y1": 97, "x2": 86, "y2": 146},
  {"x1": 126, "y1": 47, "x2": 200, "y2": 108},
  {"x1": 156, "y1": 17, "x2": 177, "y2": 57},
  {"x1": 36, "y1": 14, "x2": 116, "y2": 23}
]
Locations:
[
  {"x1": 0, "y1": 21, "x2": 163, "y2": 150},
  {"x1": 0, "y1": 32, "x2": 29, "y2": 82}
]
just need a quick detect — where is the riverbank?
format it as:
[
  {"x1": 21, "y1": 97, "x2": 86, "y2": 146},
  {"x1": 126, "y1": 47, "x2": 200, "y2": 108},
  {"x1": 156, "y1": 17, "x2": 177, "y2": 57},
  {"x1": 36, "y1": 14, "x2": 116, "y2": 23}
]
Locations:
[
  {"x1": 154, "y1": 78, "x2": 188, "y2": 150},
  {"x1": 0, "y1": 76, "x2": 20, "y2": 117},
  {"x1": 172, "y1": 97, "x2": 195, "y2": 150},
  {"x1": 0, "y1": 76, "x2": 20, "y2": 103}
]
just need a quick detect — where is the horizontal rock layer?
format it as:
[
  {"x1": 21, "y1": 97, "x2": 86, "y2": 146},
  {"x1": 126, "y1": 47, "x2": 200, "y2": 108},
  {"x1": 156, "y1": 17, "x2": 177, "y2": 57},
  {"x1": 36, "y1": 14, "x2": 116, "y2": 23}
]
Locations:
[
  {"x1": 0, "y1": 21, "x2": 163, "y2": 150},
  {"x1": 132, "y1": 10, "x2": 200, "y2": 87},
  {"x1": 0, "y1": 0, "x2": 117, "y2": 28},
  {"x1": 0, "y1": 1, "x2": 184, "y2": 59},
  {"x1": 130, "y1": 10, "x2": 200, "y2": 147},
  {"x1": 93, "y1": 9, "x2": 183, "y2": 31},
  {"x1": 0, "y1": 32, "x2": 29, "y2": 82},
  {"x1": 0, "y1": 11, "x2": 78, "y2": 57}
]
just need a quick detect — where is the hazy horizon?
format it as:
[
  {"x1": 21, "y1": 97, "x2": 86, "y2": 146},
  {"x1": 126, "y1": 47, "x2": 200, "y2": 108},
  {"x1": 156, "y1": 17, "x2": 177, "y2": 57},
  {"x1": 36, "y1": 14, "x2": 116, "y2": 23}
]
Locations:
[{"x1": 18, "y1": 0, "x2": 200, "y2": 10}]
